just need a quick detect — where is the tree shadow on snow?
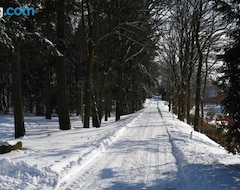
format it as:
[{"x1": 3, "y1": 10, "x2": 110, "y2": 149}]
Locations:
[
  {"x1": 103, "y1": 181, "x2": 146, "y2": 190},
  {"x1": 175, "y1": 162, "x2": 240, "y2": 190},
  {"x1": 100, "y1": 162, "x2": 240, "y2": 190}
]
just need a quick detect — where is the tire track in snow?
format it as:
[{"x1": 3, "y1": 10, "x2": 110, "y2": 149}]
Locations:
[
  {"x1": 57, "y1": 102, "x2": 179, "y2": 190},
  {"x1": 59, "y1": 114, "x2": 147, "y2": 189},
  {"x1": 157, "y1": 102, "x2": 201, "y2": 189},
  {"x1": 143, "y1": 110, "x2": 162, "y2": 189},
  {"x1": 157, "y1": 102, "x2": 184, "y2": 189},
  {"x1": 81, "y1": 110, "x2": 154, "y2": 190},
  {"x1": 55, "y1": 105, "x2": 151, "y2": 190}
]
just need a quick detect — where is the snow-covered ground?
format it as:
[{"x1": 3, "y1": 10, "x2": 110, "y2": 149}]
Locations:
[{"x1": 0, "y1": 100, "x2": 240, "y2": 190}]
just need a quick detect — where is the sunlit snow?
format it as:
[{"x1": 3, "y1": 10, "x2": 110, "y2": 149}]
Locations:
[{"x1": 0, "y1": 100, "x2": 239, "y2": 190}]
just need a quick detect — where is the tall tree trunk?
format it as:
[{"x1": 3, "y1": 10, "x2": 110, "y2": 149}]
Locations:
[
  {"x1": 104, "y1": 88, "x2": 111, "y2": 121},
  {"x1": 12, "y1": 42, "x2": 25, "y2": 138},
  {"x1": 186, "y1": 80, "x2": 191, "y2": 124},
  {"x1": 200, "y1": 50, "x2": 210, "y2": 127},
  {"x1": 83, "y1": 43, "x2": 94, "y2": 128},
  {"x1": 115, "y1": 91, "x2": 122, "y2": 121},
  {"x1": 45, "y1": 2, "x2": 52, "y2": 120},
  {"x1": 194, "y1": 56, "x2": 203, "y2": 131},
  {"x1": 104, "y1": 96, "x2": 110, "y2": 121},
  {"x1": 116, "y1": 100, "x2": 121, "y2": 121},
  {"x1": 82, "y1": 0, "x2": 96, "y2": 128},
  {"x1": 180, "y1": 85, "x2": 186, "y2": 121},
  {"x1": 91, "y1": 48, "x2": 101, "y2": 128},
  {"x1": 177, "y1": 92, "x2": 181, "y2": 119},
  {"x1": 193, "y1": 1, "x2": 203, "y2": 131},
  {"x1": 92, "y1": 86, "x2": 101, "y2": 128},
  {"x1": 45, "y1": 66, "x2": 52, "y2": 119},
  {"x1": 56, "y1": 0, "x2": 71, "y2": 130}
]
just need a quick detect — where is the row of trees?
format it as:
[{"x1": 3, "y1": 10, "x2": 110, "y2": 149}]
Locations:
[
  {"x1": 158, "y1": 0, "x2": 240, "y2": 154},
  {"x1": 0, "y1": 1, "x2": 162, "y2": 138},
  {"x1": 158, "y1": 0, "x2": 227, "y2": 129}
]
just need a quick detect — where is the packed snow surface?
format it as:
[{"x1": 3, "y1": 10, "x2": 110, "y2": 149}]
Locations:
[{"x1": 0, "y1": 100, "x2": 240, "y2": 190}]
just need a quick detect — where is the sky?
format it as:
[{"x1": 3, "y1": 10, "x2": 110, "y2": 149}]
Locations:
[{"x1": 0, "y1": 100, "x2": 240, "y2": 190}]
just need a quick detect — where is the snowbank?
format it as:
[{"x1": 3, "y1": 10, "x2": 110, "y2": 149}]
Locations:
[
  {"x1": 159, "y1": 101, "x2": 240, "y2": 190},
  {"x1": 0, "y1": 108, "x2": 146, "y2": 190},
  {"x1": 0, "y1": 100, "x2": 239, "y2": 190},
  {"x1": 0, "y1": 158, "x2": 57, "y2": 190}
]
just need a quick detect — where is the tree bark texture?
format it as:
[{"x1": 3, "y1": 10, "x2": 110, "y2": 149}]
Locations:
[
  {"x1": 56, "y1": 0, "x2": 71, "y2": 130},
  {"x1": 193, "y1": 1, "x2": 203, "y2": 131},
  {"x1": 12, "y1": 42, "x2": 25, "y2": 138}
]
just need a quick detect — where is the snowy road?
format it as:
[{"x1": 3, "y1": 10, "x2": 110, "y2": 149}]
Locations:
[
  {"x1": 57, "y1": 102, "x2": 179, "y2": 190},
  {"x1": 1, "y1": 100, "x2": 240, "y2": 190}
]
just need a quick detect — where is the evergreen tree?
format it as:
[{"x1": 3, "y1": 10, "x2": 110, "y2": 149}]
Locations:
[
  {"x1": 1, "y1": 0, "x2": 28, "y2": 138},
  {"x1": 215, "y1": 0, "x2": 240, "y2": 153},
  {"x1": 222, "y1": 45, "x2": 240, "y2": 154}
]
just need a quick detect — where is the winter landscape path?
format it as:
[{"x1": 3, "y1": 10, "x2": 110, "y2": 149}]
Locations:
[
  {"x1": 55, "y1": 101, "x2": 240, "y2": 190},
  {"x1": 57, "y1": 102, "x2": 178, "y2": 190},
  {"x1": 0, "y1": 100, "x2": 240, "y2": 190}
]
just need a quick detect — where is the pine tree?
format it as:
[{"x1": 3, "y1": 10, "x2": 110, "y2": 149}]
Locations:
[
  {"x1": 215, "y1": 0, "x2": 240, "y2": 153},
  {"x1": 1, "y1": 0, "x2": 28, "y2": 138},
  {"x1": 222, "y1": 45, "x2": 240, "y2": 153}
]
